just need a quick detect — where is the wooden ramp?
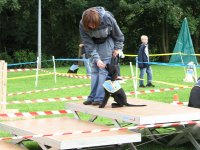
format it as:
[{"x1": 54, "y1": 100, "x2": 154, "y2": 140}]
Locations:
[
  {"x1": 66, "y1": 98, "x2": 200, "y2": 125},
  {"x1": 66, "y1": 98, "x2": 200, "y2": 150},
  {"x1": 0, "y1": 117, "x2": 141, "y2": 150}
]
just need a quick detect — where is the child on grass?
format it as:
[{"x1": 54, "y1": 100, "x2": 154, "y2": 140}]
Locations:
[{"x1": 138, "y1": 35, "x2": 155, "y2": 88}]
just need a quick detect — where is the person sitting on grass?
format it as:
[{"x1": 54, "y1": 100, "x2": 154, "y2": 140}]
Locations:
[{"x1": 137, "y1": 35, "x2": 155, "y2": 88}]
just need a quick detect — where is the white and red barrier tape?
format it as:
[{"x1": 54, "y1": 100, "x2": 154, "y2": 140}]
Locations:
[
  {"x1": 39, "y1": 69, "x2": 91, "y2": 79},
  {"x1": 127, "y1": 86, "x2": 191, "y2": 95},
  {"x1": 0, "y1": 120, "x2": 199, "y2": 141},
  {"x1": 5, "y1": 86, "x2": 191, "y2": 105},
  {"x1": 8, "y1": 84, "x2": 90, "y2": 96},
  {"x1": 0, "y1": 109, "x2": 72, "y2": 118},
  {"x1": 7, "y1": 68, "x2": 36, "y2": 72},
  {"x1": 40, "y1": 69, "x2": 132, "y2": 79},
  {"x1": 4, "y1": 96, "x2": 88, "y2": 105}
]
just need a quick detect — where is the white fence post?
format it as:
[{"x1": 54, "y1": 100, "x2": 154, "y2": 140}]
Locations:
[
  {"x1": 35, "y1": 57, "x2": 39, "y2": 87},
  {"x1": 52, "y1": 56, "x2": 57, "y2": 83},
  {"x1": 130, "y1": 62, "x2": 137, "y2": 98}
]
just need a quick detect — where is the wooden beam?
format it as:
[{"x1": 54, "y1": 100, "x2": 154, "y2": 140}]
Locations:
[{"x1": 0, "y1": 60, "x2": 7, "y2": 113}]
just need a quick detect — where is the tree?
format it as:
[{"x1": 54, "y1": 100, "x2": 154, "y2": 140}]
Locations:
[
  {"x1": 143, "y1": 0, "x2": 183, "y2": 61},
  {"x1": 177, "y1": 0, "x2": 200, "y2": 55}
]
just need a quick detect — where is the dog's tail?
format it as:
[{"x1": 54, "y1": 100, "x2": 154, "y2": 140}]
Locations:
[{"x1": 125, "y1": 103, "x2": 146, "y2": 107}]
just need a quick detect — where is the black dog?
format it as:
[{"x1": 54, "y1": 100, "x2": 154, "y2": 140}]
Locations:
[
  {"x1": 99, "y1": 64, "x2": 146, "y2": 108},
  {"x1": 188, "y1": 78, "x2": 200, "y2": 108}
]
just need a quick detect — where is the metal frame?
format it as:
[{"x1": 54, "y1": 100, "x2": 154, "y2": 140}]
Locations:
[{"x1": 66, "y1": 99, "x2": 200, "y2": 150}]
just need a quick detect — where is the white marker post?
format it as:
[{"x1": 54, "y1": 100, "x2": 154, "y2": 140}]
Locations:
[
  {"x1": 35, "y1": 57, "x2": 39, "y2": 87},
  {"x1": 179, "y1": 52, "x2": 186, "y2": 75},
  {"x1": 52, "y1": 56, "x2": 57, "y2": 83},
  {"x1": 130, "y1": 62, "x2": 137, "y2": 98},
  {"x1": 135, "y1": 57, "x2": 138, "y2": 90},
  {"x1": 193, "y1": 63, "x2": 198, "y2": 82}
]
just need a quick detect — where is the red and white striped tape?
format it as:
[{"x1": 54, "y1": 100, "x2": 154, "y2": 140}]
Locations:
[
  {"x1": 0, "y1": 120, "x2": 199, "y2": 141},
  {"x1": 126, "y1": 86, "x2": 191, "y2": 96},
  {"x1": 0, "y1": 109, "x2": 72, "y2": 118},
  {"x1": 39, "y1": 69, "x2": 91, "y2": 79},
  {"x1": 8, "y1": 84, "x2": 90, "y2": 96},
  {"x1": 40, "y1": 69, "x2": 132, "y2": 80},
  {"x1": 3, "y1": 96, "x2": 87, "y2": 105},
  {"x1": 5, "y1": 86, "x2": 191, "y2": 105},
  {"x1": 7, "y1": 68, "x2": 36, "y2": 72}
]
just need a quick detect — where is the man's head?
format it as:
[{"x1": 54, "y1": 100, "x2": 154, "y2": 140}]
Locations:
[
  {"x1": 82, "y1": 8, "x2": 100, "y2": 31},
  {"x1": 141, "y1": 35, "x2": 148, "y2": 45}
]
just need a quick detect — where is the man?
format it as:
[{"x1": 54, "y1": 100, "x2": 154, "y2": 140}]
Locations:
[
  {"x1": 188, "y1": 78, "x2": 200, "y2": 108},
  {"x1": 79, "y1": 7, "x2": 124, "y2": 105}
]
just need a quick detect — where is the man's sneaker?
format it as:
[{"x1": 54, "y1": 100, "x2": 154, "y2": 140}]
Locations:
[
  {"x1": 92, "y1": 101, "x2": 102, "y2": 106},
  {"x1": 139, "y1": 85, "x2": 146, "y2": 88},
  {"x1": 146, "y1": 83, "x2": 155, "y2": 87},
  {"x1": 83, "y1": 100, "x2": 92, "y2": 105}
]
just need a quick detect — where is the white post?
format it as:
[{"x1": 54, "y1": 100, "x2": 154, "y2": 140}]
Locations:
[
  {"x1": 0, "y1": 60, "x2": 7, "y2": 113},
  {"x1": 193, "y1": 63, "x2": 198, "y2": 82},
  {"x1": 35, "y1": 57, "x2": 39, "y2": 87},
  {"x1": 135, "y1": 57, "x2": 138, "y2": 90},
  {"x1": 180, "y1": 52, "x2": 186, "y2": 74},
  {"x1": 52, "y1": 56, "x2": 57, "y2": 83},
  {"x1": 130, "y1": 62, "x2": 137, "y2": 98},
  {"x1": 38, "y1": 0, "x2": 42, "y2": 68}
]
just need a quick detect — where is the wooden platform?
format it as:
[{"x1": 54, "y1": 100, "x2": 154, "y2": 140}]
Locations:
[
  {"x1": 66, "y1": 98, "x2": 200, "y2": 125},
  {"x1": 0, "y1": 117, "x2": 141, "y2": 150}
]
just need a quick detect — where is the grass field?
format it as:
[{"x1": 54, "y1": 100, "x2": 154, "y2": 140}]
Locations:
[{"x1": 2, "y1": 64, "x2": 199, "y2": 150}]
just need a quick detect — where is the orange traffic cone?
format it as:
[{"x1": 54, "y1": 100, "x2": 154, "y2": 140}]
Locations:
[{"x1": 173, "y1": 94, "x2": 179, "y2": 102}]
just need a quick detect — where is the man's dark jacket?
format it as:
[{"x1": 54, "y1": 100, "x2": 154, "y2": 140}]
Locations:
[{"x1": 138, "y1": 44, "x2": 149, "y2": 68}]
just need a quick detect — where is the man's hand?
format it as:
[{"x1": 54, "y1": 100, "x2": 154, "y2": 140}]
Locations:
[
  {"x1": 112, "y1": 50, "x2": 119, "y2": 58},
  {"x1": 97, "y1": 60, "x2": 106, "y2": 68}
]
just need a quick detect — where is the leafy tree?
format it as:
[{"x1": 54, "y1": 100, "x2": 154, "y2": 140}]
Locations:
[
  {"x1": 0, "y1": 0, "x2": 200, "y2": 64},
  {"x1": 177, "y1": 0, "x2": 200, "y2": 54}
]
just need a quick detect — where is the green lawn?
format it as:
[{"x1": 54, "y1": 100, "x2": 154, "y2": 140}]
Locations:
[{"x1": 2, "y1": 65, "x2": 199, "y2": 150}]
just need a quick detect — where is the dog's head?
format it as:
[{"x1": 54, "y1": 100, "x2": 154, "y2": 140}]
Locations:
[{"x1": 105, "y1": 64, "x2": 118, "y2": 81}]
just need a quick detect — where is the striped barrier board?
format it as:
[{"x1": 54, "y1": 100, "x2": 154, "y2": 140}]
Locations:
[
  {"x1": 0, "y1": 109, "x2": 72, "y2": 118},
  {"x1": 0, "y1": 119, "x2": 199, "y2": 141},
  {"x1": 0, "y1": 117, "x2": 141, "y2": 149}
]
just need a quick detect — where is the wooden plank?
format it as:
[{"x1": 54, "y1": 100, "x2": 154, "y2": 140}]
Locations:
[
  {"x1": 66, "y1": 98, "x2": 200, "y2": 125},
  {"x1": 0, "y1": 60, "x2": 7, "y2": 113},
  {"x1": 0, "y1": 61, "x2": 2, "y2": 111},
  {"x1": 0, "y1": 117, "x2": 141, "y2": 149}
]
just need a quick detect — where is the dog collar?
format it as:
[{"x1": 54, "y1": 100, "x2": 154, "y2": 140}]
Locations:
[{"x1": 103, "y1": 80, "x2": 121, "y2": 93}]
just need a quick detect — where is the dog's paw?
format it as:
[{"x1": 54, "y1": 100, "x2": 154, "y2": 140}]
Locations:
[{"x1": 99, "y1": 105, "x2": 104, "y2": 108}]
